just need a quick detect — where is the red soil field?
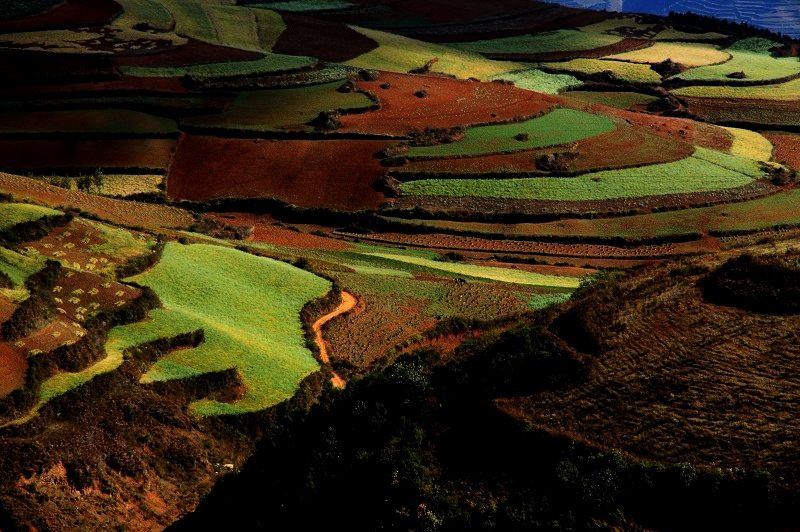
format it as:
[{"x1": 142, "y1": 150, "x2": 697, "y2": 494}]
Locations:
[
  {"x1": 50, "y1": 269, "x2": 140, "y2": 323},
  {"x1": 765, "y1": 133, "x2": 800, "y2": 170},
  {"x1": 272, "y1": 13, "x2": 378, "y2": 62},
  {"x1": 208, "y1": 213, "x2": 354, "y2": 250},
  {"x1": 0, "y1": 173, "x2": 193, "y2": 230},
  {"x1": 0, "y1": 0, "x2": 121, "y2": 32},
  {"x1": 683, "y1": 97, "x2": 800, "y2": 127},
  {"x1": 485, "y1": 38, "x2": 652, "y2": 62},
  {"x1": 0, "y1": 138, "x2": 176, "y2": 171},
  {"x1": 167, "y1": 135, "x2": 391, "y2": 210},
  {"x1": 0, "y1": 343, "x2": 26, "y2": 397},
  {"x1": 114, "y1": 39, "x2": 262, "y2": 68},
  {"x1": 339, "y1": 72, "x2": 557, "y2": 135},
  {"x1": 403, "y1": 119, "x2": 694, "y2": 174}
]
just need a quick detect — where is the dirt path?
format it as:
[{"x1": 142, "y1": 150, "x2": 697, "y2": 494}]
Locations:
[{"x1": 313, "y1": 291, "x2": 357, "y2": 389}]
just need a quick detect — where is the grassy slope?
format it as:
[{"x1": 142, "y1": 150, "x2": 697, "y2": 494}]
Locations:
[
  {"x1": 540, "y1": 58, "x2": 662, "y2": 83},
  {"x1": 675, "y1": 38, "x2": 800, "y2": 82},
  {"x1": 673, "y1": 77, "x2": 800, "y2": 100},
  {"x1": 490, "y1": 69, "x2": 581, "y2": 94},
  {"x1": 401, "y1": 148, "x2": 762, "y2": 200},
  {"x1": 41, "y1": 243, "x2": 330, "y2": 416},
  {"x1": 0, "y1": 203, "x2": 61, "y2": 230},
  {"x1": 407, "y1": 108, "x2": 615, "y2": 158},
  {"x1": 605, "y1": 41, "x2": 730, "y2": 67},
  {"x1": 346, "y1": 26, "x2": 524, "y2": 80}
]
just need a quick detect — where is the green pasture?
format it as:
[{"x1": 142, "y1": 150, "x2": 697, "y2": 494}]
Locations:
[{"x1": 675, "y1": 38, "x2": 800, "y2": 82}]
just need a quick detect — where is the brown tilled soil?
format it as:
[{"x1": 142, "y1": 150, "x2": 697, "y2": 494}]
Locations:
[
  {"x1": 1, "y1": 76, "x2": 190, "y2": 96},
  {"x1": 167, "y1": 135, "x2": 391, "y2": 210},
  {"x1": 0, "y1": 343, "x2": 26, "y2": 397},
  {"x1": 336, "y1": 230, "x2": 715, "y2": 259},
  {"x1": 339, "y1": 72, "x2": 557, "y2": 136},
  {"x1": 114, "y1": 38, "x2": 262, "y2": 68},
  {"x1": 208, "y1": 213, "x2": 354, "y2": 250},
  {"x1": 683, "y1": 97, "x2": 800, "y2": 127},
  {"x1": 765, "y1": 132, "x2": 800, "y2": 170},
  {"x1": 0, "y1": 0, "x2": 121, "y2": 32},
  {"x1": 498, "y1": 255, "x2": 800, "y2": 476},
  {"x1": 272, "y1": 13, "x2": 378, "y2": 62},
  {"x1": 0, "y1": 173, "x2": 193, "y2": 230}
]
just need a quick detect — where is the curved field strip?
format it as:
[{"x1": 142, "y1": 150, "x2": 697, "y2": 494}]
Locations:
[
  {"x1": 251, "y1": 1, "x2": 354, "y2": 11},
  {"x1": 402, "y1": 119, "x2": 694, "y2": 175},
  {"x1": 113, "y1": 0, "x2": 174, "y2": 31},
  {"x1": 401, "y1": 148, "x2": 763, "y2": 201},
  {"x1": 0, "y1": 0, "x2": 121, "y2": 32},
  {"x1": 681, "y1": 97, "x2": 800, "y2": 127},
  {"x1": 675, "y1": 38, "x2": 800, "y2": 83},
  {"x1": 364, "y1": 252, "x2": 582, "y2": 288},
  {"x1": 723, "y1": 127, "x2": 773, "y2": 161},
  {"x1": 563, "y1": 90, "x2": 658, "y2": 109},
  {"x1": 406, "y1": 108, "x2": 615, "y2": 158},
  {"x1": 673, "y1": 77, "x2": 800, "y2": 100},
  {"x1": 272, "y1": 11, "x2": 378, "y2": 62},
  {"x1": 121, "y1": 52, "x2": 316, "y2": 78},
  {"x1": 182, "y1": 81, "x2": 374, "y2": 133},
  {"x1": 489, "y1": 69, "x2": 581, "y2": 94},
  {"x1": 604, "y1": 41, "x2": 730, "y2": 67},
  {"x1": 0, "y1": 110, "x2": 177, "y2": 136},
  {"x1": 345, "y1": 26, "x2": 524, "y2": 80},
  {"x1": 387, "y1": 187, "x2": 800, "y2": 240},
  {"x1": 653, "y1": 28, "x2": 727, "y2": 41},
  {"x1": 0, "y1": 173, "x2": 193, "y2": 230},
  {"x1": 339, "y1": 72, "x2": 558, "y2": 135},
  {"x1": 0, "y1": 203, "x2": 61, "y2": 230},
  {"x1": 540, "y1": 58, "x2": 662, "y2": 83},
  {"x1": 452, "y1": 29, "x2": 624, "y2": 55}
]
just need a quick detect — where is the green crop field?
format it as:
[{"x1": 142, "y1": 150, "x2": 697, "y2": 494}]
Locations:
[
  {"x1": 452, "y1": 29, "x2": 623, "y2": 55},
  {"x1": 0, "y1": 203, "x2": 61, "y2": 230},
  {"x1": 113, "y1": 0, "x2": 175, "y2": 31},
  {"x1": 401, "y1": 147, "x2": 762, "y2": 200},
  {"x1": 605, "y1": 41, "x2": 730, "y2": 67},
  {"x1": 675, "y1": 38, "x2": 800, "y2": 82},
  {"x1": 562, "y1": 90, "x2": 659, "y2": 109},
  {"x1": 364, "y1": 252, "x2": 583, "y2": 288},
  {"x1": 540, "y1": 58, "x2": 662, "y2": 83},
  {"x1": 490, "y1": 69, "x2": 581, "y2": 94},
  {"x1": 121, "y1": 52, "x2": 316, "y2": 78},
  {"x1": 406, "y1": 108, "x2": 615, "y2": 158},
  {"x1": 653, "y1": 28, "x2": 727, "y2": 41},
  {"x1": 672, "y1": 77, "x2": 800, "y2": 100},
  {"x1": 346, "y1": 26, "x2": 524, "y2": 80},
  {"x1": 38, "y1": 243, "x2": 330, "y2": 416},
  {"x1": 250, "y1": 0, "x2": 354, "y2": 11},
  {"x1": 183, "y1": 82, "x2": 374, "y2": 132}
]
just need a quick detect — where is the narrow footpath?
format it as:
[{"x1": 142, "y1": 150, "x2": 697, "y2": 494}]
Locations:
[{"x1": 312, "y1": 291, "x2": 357, "y2": 389}]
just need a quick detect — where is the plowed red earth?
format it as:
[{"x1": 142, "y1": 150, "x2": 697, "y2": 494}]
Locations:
[
  {"x1": 167, "y1": 135, "x2": 391, "y2": 210},
  {"x1": 683, "y1": 97, "x2": 800, "y2": 127},
  {"x1": 0, "y1": 343, "x2": 26, "y2": 397},
  {"x1": 339, "y1": 72, "x2": 557, "y2": 136},
  {"x1": 272, "y1": 13, "x2": 378, "y2": 62},
  {"x1": 765, "y1": 133, "x2": 800, "y2": 170},
  {"x1": 114, "y1": 39, "x2": 262, "y2": 68},
  {"x1": 0, "y1": 0, "x2": 121, "y2": 32},
  {"x1": 403, "y1": 120, "x2": 694, "y2": 174},
  {"x1": 208, "y1": 213, "x2": 353, "y2": 250},
  {"x1": 0, "y1": 138, "x2": 176, "y2": 171}
]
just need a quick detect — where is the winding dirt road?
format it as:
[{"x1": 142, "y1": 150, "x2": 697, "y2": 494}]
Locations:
[{"x1": 313, "y1": 291, "x2": 357, "y2": 389}]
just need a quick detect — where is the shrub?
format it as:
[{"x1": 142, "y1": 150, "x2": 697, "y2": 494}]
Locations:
[{"x1": 310, "y1": 110, "x2": 342, "y2": 131}]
